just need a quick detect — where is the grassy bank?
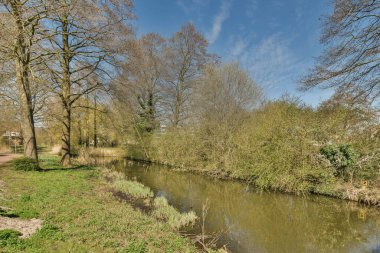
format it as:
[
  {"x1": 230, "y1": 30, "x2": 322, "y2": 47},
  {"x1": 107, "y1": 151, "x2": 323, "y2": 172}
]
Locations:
[{"x1": 0, "y1": 155, "x2": 198, "y2": 253}]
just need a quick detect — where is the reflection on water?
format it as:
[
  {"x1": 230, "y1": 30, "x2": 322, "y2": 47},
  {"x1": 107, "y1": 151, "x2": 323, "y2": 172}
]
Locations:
[{"x1": 100, "y1": 158, "x2": 380, "y2": 253}]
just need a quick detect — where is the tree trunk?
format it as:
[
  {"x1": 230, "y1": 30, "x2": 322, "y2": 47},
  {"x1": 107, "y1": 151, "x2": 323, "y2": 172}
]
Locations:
[
  {"x1": 12, "y1": 1, "x2": 38, "y2": 162},
  {"x1": 174, "y1": 85, "x2": 181, "y2": 127},
  {"x1": 60, "y1": 12, "x2": 72, "y2": 166},
  {"x1": 93, "y1": 94, "x2": 97, "y2": 148},
  {"x1": 15, "y1": 59, "x2": 38, "y2": 161},
  {"x1": 85, "y1": 94, "x2": 90, "y2": 147},
  {"x1": 61, "y1": 105, "x2": 71, "y2": 166},
  {"x1": 78, "y1": 119, "x2": 83, "y2": 146}
]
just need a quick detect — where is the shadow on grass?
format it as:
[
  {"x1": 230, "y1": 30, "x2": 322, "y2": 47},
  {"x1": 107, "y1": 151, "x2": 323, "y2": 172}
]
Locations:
[
  {"x1": 39, "y1": 165, "x2": 95, "y2": 172},
  {"x1": 0, "y1": 208, "x2": 20, "y2": 218}
]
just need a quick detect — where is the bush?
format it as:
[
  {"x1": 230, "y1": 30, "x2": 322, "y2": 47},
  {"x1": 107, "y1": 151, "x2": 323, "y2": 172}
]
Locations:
[
  {"x1": 320, "y1": 144, "x2": 358, "y2": 180},
  {"x1": 12, "y1": 157, "x2": 40, "y2": 171}
]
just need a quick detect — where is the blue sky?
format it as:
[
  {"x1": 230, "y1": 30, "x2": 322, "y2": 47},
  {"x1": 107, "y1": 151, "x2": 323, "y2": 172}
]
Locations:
[{"x1": 133, "y1": 0, "x2": 335, "y2": 106}]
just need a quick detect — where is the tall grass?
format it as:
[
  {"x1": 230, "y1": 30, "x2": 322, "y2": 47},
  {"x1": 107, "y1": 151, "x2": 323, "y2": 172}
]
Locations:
[
  {"x1": 112, "y1": 179, "x2": 154, "y2": 199},
  {"x1": 152, "y1": 196, "x2": 197, "y2": 229}
]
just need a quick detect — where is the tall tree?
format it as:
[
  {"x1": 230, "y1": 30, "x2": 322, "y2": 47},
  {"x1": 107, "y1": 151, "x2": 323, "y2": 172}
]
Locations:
[
  {"x1": 164, "y1": 23, "x2": 214, "y2": 127},
  {"x1": 40, "y1": 0, "x2": 133, "y2": 166},
  {"x1": 301, "y1": 0, "x2": 380, "y2": 105},
  {"x1": 115, "y1": 33, "x2": 166, "y2": 132},
  {"x1": 193, "y1": 63, "x2": 262, "y2": 167},
  {"x1": 0, "y1": 0, "x2": 46, "y2": 162}
]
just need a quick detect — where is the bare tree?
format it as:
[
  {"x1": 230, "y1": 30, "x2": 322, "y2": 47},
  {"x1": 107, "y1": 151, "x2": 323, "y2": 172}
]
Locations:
[
  {"x1": 194, "y1": 63, "x2": 262, "y2": 122},
  {"x1": 116, "y1": 33, "x2": 166, "y2": 132},
  {"x1": 300, "y1": 0, "x2": 380, "y2": 106},
  {"x1": 193, "y1": 63, "x2": 262, "y2": 168},
  {"x1": 0, "y1": 0, "x2": 46, "y2": 162},
  {"x1": 39, "y1": 0, "x2": 133, "y2": 166},
  {"x1": 163, "y1": 23, "x2": 214, "y2": 127}
]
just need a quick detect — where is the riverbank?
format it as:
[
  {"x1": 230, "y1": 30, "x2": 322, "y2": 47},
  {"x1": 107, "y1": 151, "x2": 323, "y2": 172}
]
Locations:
[
  {"x1": 170, "y1": 163, "x2": 380, "y2": 207},
  {"x1": 0, "y1": 155, "x2": 198, "y2": 253},
  {"x1": 116, "y1": 150, "x2": 380, "y2": 208}
]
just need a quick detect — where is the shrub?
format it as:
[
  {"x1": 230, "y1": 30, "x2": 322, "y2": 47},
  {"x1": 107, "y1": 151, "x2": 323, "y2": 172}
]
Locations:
[
  {"x1": 152, "y1": 196, "x2": 197, "y2": 229},
  {"x1": 320, "y1": 144, "x2": 358, "y2": 180},
  {"x1": 12, "y1": 157, "x2": 40, "y2": 171},
  {"x1": 112, "y1": 179, "x2": 153, "y2": 199}
]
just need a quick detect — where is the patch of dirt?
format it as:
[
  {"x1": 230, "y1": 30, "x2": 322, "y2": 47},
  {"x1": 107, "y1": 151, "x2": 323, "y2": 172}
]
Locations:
[
  {"x1": 0, "y1": 153, "x2": 20, "y2": 166},
  {"x1": 0, "y1": 216, "x2": 43, "y2": 238}
]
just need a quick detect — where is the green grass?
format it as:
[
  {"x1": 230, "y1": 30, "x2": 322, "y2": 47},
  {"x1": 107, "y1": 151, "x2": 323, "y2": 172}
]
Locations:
[
  {"x1": 0, "y1": 155, "x2": 198, "y2": 253},
  {"x1": 112, "y1": 180, "x2": 154, "y2": 199},
  {"x1": 11, "y1": 158, "x2": 39, "y2": 171},
  {"x1": 0, "y1": 229, "x2": 23, "y2": 249}
]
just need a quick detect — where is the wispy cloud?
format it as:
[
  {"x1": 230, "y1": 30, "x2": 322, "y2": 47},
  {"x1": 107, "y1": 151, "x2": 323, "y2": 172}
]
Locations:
[
  {"x1": 245, "y1": 0, "x2": 258, "y2": 19},
  {"x1": 230, "y1": 37, "x2": 249, "y2": 57},
  {"x1": 229, "y1": 33, "x2": 306, "y2": 97},
  {"x1": 176, "y1": 0, "x2": 210, "y2": 15},
  {"x1": 206, "y1": 0, "x2": 231, "y2": 44}
]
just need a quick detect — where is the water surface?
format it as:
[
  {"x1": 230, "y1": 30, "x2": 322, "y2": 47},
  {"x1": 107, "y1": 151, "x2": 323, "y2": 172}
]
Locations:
[{"x1": 103, "y1": 159, "x2": 380, "y2": 253}]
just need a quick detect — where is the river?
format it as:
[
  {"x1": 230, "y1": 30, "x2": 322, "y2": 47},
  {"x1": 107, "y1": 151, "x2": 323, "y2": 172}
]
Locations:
[{"x1": 100, "y1": 159, "x2": 380, "y2": 253}]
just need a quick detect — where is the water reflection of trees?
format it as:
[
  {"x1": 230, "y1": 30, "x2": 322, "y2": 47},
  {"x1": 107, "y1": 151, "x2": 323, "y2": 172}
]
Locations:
[{"x1": 115, "y1": 161, "x2": 380, "y2": 253}]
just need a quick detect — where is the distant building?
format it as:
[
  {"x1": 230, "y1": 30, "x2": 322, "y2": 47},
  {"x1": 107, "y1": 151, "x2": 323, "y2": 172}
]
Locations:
[
  {"x1": 2, "y1": 131, "x2": 22, "y2": 146},
  {"x1": 3, "y1": 131, "x2": 21, "y2": 138}
]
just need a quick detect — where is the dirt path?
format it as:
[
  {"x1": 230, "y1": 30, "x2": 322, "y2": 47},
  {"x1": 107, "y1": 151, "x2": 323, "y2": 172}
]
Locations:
[{"x1": 0, "y1": 153, "x2": 19, "y2": 166}]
